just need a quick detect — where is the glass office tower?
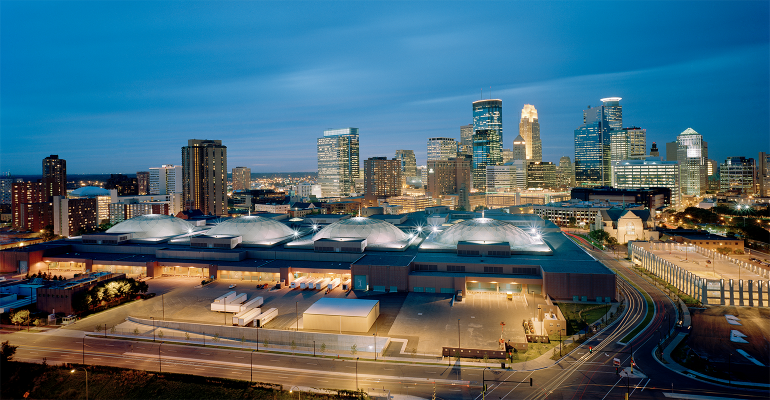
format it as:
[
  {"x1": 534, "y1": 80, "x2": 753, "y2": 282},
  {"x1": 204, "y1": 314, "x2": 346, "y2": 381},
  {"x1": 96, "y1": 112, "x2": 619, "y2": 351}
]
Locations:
[
  {"x1": 317, "y1": 128, "x2": 359, "y2": 198},
  {"x1": 472, "y1": 99, "x2": 503, "y2": 192},
  {"x1": 676, "y1": 128, "x2": 707, "y2": 196},
  {"x1": 519, "y1": 104, "x2": 541, "y2": 161},
  {"x1": 574, "y1": 98, "x2": 622, "y2": 187}
]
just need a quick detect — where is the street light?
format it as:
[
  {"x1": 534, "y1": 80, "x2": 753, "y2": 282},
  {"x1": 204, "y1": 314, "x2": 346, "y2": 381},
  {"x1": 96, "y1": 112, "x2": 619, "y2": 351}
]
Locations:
[
  {"x1": 289, "y1": 386, "x2": 301, "y2": 400},
  {"x1": 482, "y1": 367, "x2": 491, "y2": 400},
  {"x1": 355, "y1": 357, "x2": 359, "y2": 390},
  {"x1": 70, "y1": 368, "x2": 88, "y2": 400},
  {"x1": 250, "y1": 350, "x2": 254, "y2": 382},
  {"x1": 158, "y1": 342, "x2": 163, "y2": 372}
]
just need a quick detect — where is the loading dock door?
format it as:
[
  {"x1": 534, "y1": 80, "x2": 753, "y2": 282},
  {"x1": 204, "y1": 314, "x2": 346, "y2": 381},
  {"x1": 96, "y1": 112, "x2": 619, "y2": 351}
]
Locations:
[
  {"x1": 353, "y1": 275, "x2": 368, "y2": 291},
  {"x1": 466, "y1": 281, "x2": 498, "y2": 292}
]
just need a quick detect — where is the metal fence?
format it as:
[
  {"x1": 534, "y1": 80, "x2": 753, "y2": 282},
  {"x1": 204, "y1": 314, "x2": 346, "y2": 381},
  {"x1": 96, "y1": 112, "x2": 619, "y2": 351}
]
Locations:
[{"x1": 124, "y1": 316, "x2": 389, "y2": 356}]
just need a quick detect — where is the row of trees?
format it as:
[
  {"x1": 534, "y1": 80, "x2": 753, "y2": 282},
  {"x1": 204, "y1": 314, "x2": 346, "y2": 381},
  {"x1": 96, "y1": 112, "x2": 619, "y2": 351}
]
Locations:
[
  {"x1": 72, "y1": 278, "x2": 149, "y2": 312},
  {"x1": 25, "y1": 271, "x2": 66, "y2": 281}
]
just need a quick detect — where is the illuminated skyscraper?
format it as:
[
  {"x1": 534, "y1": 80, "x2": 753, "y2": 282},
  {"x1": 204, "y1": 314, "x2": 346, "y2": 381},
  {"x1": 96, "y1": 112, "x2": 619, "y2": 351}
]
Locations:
[
  {"x1": 395, "y1": 150, "x2": 417, "y2": 179},
  {"x1": 719, "y1": 157, "x2": 755, "y2": 194},
  {"x1": 459, "y1": 124, "x2": 474, "y2": 156},
  {"x1": 512, "y1": 135, "x2": 526, "y2": 161},
  {"x1": 136, "y1": 171, "x2": 150, "y2": 195},
  {"x1": 676, "y1": 128, "x2": 707, "y2": 196},
  {"x1": 149, "y1": 165, "x2": 182, "y2": 195},
  {"x1": 612, "y1": 158, "x2": 680, "y2": 206},
  {"x1": 364, "y1": 157, "x2": 402, "y2": 198},
  {"x1": 317, "y1": 128, "x2": 359, "y2": 198},
  {"x1": 182, "y1": 139, "x2": 228, "y2": 216},
  {"x1": 519, "y1": 104, "x2": 541, "y2": 161},
  {"x1": 427, "y1": 138, "x2": 457, "y2": 162},
  {"x1": 472, "y1": 99, "x2": 503, "y2": 191},
  {"x1": 43, "y1": 155, "x2": 66, "y2": 199},
  {"x1": 231, "y1": 166, "x2": 251, "y2": 192},
  {"x1": 574, "y1": 98, "x2": 622, "y2": 187}
]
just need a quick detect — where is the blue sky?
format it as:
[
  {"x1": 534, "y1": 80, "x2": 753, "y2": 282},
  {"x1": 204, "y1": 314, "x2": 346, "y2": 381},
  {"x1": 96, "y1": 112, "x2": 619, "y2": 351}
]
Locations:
[{"x1": 1, "y1": 1, "x2": 768, "y2": 174}]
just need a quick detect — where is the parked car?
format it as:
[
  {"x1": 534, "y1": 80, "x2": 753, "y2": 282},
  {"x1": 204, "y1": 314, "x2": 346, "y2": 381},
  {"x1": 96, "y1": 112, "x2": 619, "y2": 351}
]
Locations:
[
  {"x1": 455, "y1": 290, "x2": 463, "y2": 302},
  {"x1": 228, "y1": 284, "x2": 237, "y2": 289}
]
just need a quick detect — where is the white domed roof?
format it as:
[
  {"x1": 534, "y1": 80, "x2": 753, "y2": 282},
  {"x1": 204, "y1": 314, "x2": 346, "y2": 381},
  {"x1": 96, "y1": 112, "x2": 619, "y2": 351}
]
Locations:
[
  {"x1": 205, "y1": 216, "x2": 295, "y2": 244},
  {"x1": 107, "y1": 214, "x2": 194, "y2": 238},
  {"x1": 70, "y1": 186, "x2": 111, "y2": 197},
  {"x1": 433, "y1": 218, "x2": 540, "y2": 246},
  {"x1": 312, "y1": 217, "x2": 408, "y2": 245}
]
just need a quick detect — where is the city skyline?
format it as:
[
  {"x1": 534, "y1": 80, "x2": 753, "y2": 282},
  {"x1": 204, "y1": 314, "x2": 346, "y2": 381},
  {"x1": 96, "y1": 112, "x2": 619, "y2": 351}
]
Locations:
[{"x1": 1, "y1": 1, "x2": 768, "y2": 174}]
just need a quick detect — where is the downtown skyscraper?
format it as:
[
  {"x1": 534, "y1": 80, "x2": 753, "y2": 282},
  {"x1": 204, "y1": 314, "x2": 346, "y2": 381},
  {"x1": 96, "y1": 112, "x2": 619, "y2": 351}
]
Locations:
[
  {"x1": 574, "y1": 97, "x2": 622, "y2": 187},
  {"x1": 676, "y1": 128, "x2": 708, "y2": 196},
  {"x1": 182, "y1": 139, "x2": 228, "y2": 216},
  {"x1": 472, "y1": 99, "x2": 503, "y2": 191},
  {"x1": 317, "y1": 128, "x2": 359, "y2": 198},
  {"x1": 519, "y1": 104, "x2": 541, "y2": 161}
]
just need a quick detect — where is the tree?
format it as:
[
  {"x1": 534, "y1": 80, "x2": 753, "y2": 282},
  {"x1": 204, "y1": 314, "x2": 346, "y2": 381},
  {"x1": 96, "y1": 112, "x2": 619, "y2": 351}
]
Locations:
[
  {"x1": 474, "y1": 205, "x2": 488, "y2": 212},
  {"x1": 320, "y1": 342, "x2": 327, "y2": 355},
  {"x1": 40, "y1": 224, "x2": 56, "y2": 242},
  {"x1": 350, "y1": 344, "x2": 358, "y2": 356},
  {"x1": 588, "y1": 229, "x2": 611, "y2": 247},
  {"x1": 11, "y1": 310, "x2": 30, "y2": 330},
  {"x1": 567, "y1": 217, "x2": 577, "y2": 227},
  {"x1": 1, "y1": 341, "x2": 17, "y2": 363}
]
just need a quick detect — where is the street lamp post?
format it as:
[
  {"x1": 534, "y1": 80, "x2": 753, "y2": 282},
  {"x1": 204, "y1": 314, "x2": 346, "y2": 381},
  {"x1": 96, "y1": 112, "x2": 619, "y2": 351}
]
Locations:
[
  {"x1": 151, "y1": 317, "x2": 156, "y2": 342},
  {"x1": 70, "y1": 368, "x2": 88, "y2": 400},
  {"x1": 290, "y1": 386, "x2": 301, "y2": 400},
  {"x1": 296, "y1": 301, "x2": 299, "y2": 332},
  {"x1": 158, "y1": 342, "x2": 162, "y2": 373},
  {"x1": 355, "y1": 357, "x2": 359, "y2": 390},
  {"x1": 482, "y1": 367, "x2": 490, "y2": 400},
  {"x1": 250, "y1": 350, "x2": 254, "y2": 382}
]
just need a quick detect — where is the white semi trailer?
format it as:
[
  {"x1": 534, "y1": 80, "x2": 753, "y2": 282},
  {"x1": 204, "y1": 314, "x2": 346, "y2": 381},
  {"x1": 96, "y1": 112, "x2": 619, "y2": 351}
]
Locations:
[
  {"x1": 254, "y1": 308, "x2": 278, "y2": 327},
  {"x1": 238, "y1": 296, "x2": 263, "y2": 312},
  {"x1": 327, "y1": 278, "x2": 341, "y2": 290},
  {"x1": 232, "y1": 307, "x2": 262, "y2": 326}
]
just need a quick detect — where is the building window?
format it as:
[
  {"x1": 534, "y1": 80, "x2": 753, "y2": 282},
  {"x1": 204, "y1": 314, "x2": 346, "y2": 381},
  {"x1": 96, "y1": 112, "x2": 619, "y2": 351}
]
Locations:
[
  {"x1": 483, "y1": 266, "x2": 503, "y2": 274},
  {"x1": 447, "y1": 265, "x2": 465, "y2": 272},
  {"x1": 626, "y1": 222, "x2": 635, "y2": 236}
]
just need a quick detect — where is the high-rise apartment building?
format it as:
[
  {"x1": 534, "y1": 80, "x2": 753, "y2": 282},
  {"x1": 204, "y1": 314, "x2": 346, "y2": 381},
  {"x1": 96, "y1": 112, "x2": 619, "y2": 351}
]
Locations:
[
  {"x1": 459, "y1": 124, "x2": 474, "y2": 156},
  {"x1": 526, "y1": 161, "x2": 557, "y2": 189},
  {"x1": 149, "y1": 165, "x2": 183, "y2": 195},
  {"x1": 719, "y1": 157, "x2": 755, "y2": 194},
  {"x1": 612, "y1": 158, "x2": 680, "y2": 206},
  {"x1": 12, "y1": 182, "x2": 51, "y2": 231},
  {"x1": 231, "y1": 167, "x2": 251, "y2": 192},
  {"x1": 53, "y1": 196, "x2": 97, "y2": 237},
  {"x1": 136, "y1": 172, "x2": 150, "y2": 195},
  {"x1": 472, "y1": 99, "x2": 503, "y2": 192},
  {"x1": 427, "y1": 138, "x2": 457, "y2": 162},
  {"x1": 486, "y1": 161, "x2": 527, "y2": 192},
  {"x1": 574, "y1": 97, "x2": 625, "y2": 188},
  {"x1": 557, "y1": 156, "x2": 575, "y2": 188},
  {"x1": 364, "y1": 157, "x2": 402, "y2": 198},
  {"x1": 182, "y1": 139, "x2": 228, "y2": 216},
  {"x1": 0, "y1": 174, "x2": 21, "y2": 205},
  {"x1": 519, "y1": 104, "x2": 541, "y2": 161},
  {"x1": 427, "y1": 156, "x2": 471, "y2": 210},
  {"x1": 317, "y1": 128, "x2": 359, "y2": 198},
  {"x1": 394, "y1": 150, "x2": 417, "y2": 180},
  {"x1": 676, "y1": 128, "x2": 707, "y2": 196},
  {"x1": 42, "y1": 155, "x2": 66, "y2": 199},
  {"x1": 512, "y1": 135, "x2": 526, "y2": 161}
]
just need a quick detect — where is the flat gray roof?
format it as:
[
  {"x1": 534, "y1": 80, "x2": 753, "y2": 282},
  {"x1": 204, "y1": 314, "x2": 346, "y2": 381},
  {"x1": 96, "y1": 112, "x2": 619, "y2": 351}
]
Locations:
[{"x1": 303, "y1": 297, "x2": 378, "y2": 317}]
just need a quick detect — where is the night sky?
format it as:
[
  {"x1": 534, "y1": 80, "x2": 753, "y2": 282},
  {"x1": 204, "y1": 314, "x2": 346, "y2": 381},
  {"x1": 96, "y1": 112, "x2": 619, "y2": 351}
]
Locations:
[{"x1": 1, "y1": 1, "x2": 768, "y2": 174}]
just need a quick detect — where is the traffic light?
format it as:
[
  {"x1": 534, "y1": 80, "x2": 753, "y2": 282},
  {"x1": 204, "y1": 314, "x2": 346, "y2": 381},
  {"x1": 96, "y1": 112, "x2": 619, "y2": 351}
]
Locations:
[
  {"x1": 589, "y1": 346, "x2": 593, "y2": 354},
  {"x1": 529, "y1": 377, "x2": 533, "y2": 386}
]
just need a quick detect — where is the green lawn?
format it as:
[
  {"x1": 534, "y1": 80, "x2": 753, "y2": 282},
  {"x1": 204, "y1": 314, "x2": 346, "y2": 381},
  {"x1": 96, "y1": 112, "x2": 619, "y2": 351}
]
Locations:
[
  {"x1": 557, "y1": 303, "x2": 611, "y2": 335},
  {"x1": 0, "y1": 362, "x2": 362, "y2": 400}
]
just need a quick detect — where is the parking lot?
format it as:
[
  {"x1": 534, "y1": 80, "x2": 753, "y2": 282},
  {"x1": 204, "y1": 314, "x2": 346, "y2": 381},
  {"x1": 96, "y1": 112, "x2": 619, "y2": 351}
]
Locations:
[
  {"x1": 61, "y1": 276, "x2": 548, "y2": 355},
  {"x1": 388, "y1": 291, "x2": 546, "y2": 355}
]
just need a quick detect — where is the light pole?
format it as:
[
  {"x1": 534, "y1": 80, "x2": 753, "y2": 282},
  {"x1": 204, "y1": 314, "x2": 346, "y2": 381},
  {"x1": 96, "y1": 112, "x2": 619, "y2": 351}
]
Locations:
[
  {"x1": 256, "y1": 326, "x2": 259, "y2": 351},
  {"x1": 355, "y1": 357, "x2": 359, "y2": 390},
  {"x1": 162, "y1": 294, "x2": 165, "y2": 321},
  {"x1": 482, "y1": 367, "x2": 490, "y2": 400},
  {"x1": 250, "y1": 350, "x2": 254, "y2": 382},
  {"x1": 82, "y1": 335, "x2": 85, "y2": 364},
  {"x1": 70, "y1": 368, "x2": 88, "y2": 400},
  {"x1": 296, "y1": 301, "x2": 299, "y2": 332},
  {"x1": 151, "y1": 317, "x2": 155, "y2": 342},
  {"x1": 290, "y1": 386, "x2": 301, "y2": 400},
  {"x1": 373, "y1": 334, "x2": 376, "y2": 361},
  {"x1": 158, "y1": 342, "x2": 162, "y2": 372}
]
